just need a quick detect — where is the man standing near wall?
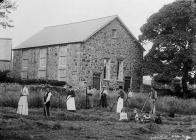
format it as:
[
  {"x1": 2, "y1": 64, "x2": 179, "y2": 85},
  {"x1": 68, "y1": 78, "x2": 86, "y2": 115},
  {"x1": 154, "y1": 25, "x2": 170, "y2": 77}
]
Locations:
[{"x1": 43, "y1": 85, "x2": 52, "y2": 117}]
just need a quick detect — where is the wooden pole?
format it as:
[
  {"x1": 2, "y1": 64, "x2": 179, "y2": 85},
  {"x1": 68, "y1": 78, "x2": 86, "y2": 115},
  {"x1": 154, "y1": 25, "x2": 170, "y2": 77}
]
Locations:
[{"x1": 86, "y1": 86, "x2": 88, "y2": 109}]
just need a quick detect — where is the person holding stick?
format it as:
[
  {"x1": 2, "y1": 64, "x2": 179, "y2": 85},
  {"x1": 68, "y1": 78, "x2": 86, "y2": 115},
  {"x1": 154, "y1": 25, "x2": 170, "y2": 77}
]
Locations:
[
  {"x1": 43, "y1": 85, "x2": 52, "y2": 117},
  {"x1": 150, "y1": 87, "x2": 158, "y2": 116},
  {"x1": 17, "y1": 83, "x2": 29, "y2": 115}
]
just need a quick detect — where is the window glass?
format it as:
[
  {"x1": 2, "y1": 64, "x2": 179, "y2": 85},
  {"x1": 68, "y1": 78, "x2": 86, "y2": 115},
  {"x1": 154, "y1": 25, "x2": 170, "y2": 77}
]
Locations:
[
  {"x1": 22, "y1": 59, "x2": 28, "y2": 69},
  {"x1": 112, "y1": 29, "x2": 117, "y2": 38},
  {"x1": 59, "y1": 46, "x2": 67, "y2": 56},
  {"x1": 58, "y1": 69, "x2": 66, "y2": 81},
  {"x1": 21, "y1": 71, "x2": 27, "y2": 79},
  {"x1": 38, "y1": 70, "x2": 46, "y2": 79},
  {"x1": 39, "y1": 48, "x2": 47, "y2": 68},
  {"x1": 40, "y1": 48, "x2": 47, "y2": 58},
  {"x1": 59, "y1": 56, "x2": 66, "y2": 66}
]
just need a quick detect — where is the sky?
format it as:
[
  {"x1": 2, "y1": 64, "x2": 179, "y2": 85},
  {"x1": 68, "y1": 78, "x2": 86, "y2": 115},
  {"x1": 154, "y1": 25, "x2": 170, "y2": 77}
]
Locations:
[{"x1": 0, "y1": 0, "x2": 174, "y2": 52}]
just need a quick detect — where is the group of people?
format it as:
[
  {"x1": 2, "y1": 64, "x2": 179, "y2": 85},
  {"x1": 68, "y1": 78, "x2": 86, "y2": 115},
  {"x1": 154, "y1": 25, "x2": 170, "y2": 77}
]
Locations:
[
  {"x1": 16, "y1": 84, "x2": 76, "y2": 117},
  {"x1": 16, "y1": 83, "x2": 159, "y2": 123}
]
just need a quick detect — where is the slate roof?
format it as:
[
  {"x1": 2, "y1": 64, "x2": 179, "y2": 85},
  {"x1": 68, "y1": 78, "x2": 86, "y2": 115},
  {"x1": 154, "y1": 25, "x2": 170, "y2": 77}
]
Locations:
[{"x1": 14, "y1": 15, "x2": 144, "y2": 50}]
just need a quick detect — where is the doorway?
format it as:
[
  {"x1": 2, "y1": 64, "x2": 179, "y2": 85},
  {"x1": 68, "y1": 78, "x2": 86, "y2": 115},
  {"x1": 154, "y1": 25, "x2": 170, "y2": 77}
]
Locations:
[
  {"x1": 93, "y1": 73, "x2": 101, "y2": 90},
  {"x1": 124, "y1": 76, "x2": 131, "y2": 92}
]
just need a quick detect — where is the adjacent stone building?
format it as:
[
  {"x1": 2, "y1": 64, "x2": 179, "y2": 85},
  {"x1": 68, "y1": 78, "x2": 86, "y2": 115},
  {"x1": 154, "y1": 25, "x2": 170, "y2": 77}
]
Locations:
[{"x1": 12, "y1": 15, "x2": 144, "y2": 91}]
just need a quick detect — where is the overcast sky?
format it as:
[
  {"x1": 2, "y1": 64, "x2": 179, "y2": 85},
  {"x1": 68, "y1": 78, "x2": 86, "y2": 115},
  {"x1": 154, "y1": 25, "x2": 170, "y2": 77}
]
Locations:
[{"x1": 0, "y1": 0, "x2": 174, "y2": 51}]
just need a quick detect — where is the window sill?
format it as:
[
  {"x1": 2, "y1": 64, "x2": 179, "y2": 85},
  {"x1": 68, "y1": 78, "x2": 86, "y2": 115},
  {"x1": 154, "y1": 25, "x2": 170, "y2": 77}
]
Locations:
[
  {"x1": 58, "y1": 66, "x2": 66, "y2": 69},
  {"x1": 117, "y1": 80, "x2": 124, "y2": 82},
  {"x1": 38, "y1": 67, "x2": 46, "y2": 71},
  {"x1": 103, "y1": 79, "x2": 110, "y2": 82}
]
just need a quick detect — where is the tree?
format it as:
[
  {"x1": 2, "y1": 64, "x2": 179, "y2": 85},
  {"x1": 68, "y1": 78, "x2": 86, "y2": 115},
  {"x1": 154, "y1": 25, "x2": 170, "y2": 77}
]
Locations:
[
  {"x1": 0, "y1": 0, "x2": 16, "y2": 28},
  {"x1": 139, "y1": 0, "x2": 196, "y2": 98}
]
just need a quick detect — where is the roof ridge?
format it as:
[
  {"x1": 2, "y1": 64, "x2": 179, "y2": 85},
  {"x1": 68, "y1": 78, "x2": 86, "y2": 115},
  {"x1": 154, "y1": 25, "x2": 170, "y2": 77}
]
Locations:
[{"x1": 45, "y1": 15, "x2": 118, "y2": 28}]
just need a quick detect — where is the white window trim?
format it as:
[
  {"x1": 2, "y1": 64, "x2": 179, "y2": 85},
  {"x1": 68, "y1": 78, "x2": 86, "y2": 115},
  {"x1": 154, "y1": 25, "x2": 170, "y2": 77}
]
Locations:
[
  {"x1": 58, "y1": 46, "x2": 67, "y2": 81},
  {"x1": 103, "y1": 59, "x2": 111, "y2": 81},
  {"x1": 38, "y1": 70, "x2": 46, "y2": 79},
  {"x1": 22, "y1": 59, "x2": 28, "y2": 70},
  {"x1": 117, "y1": 60, "x2": 124, "y2": 81},
  {"x1": 39, "y1": 48, "x2": 47, "y2": 69}
]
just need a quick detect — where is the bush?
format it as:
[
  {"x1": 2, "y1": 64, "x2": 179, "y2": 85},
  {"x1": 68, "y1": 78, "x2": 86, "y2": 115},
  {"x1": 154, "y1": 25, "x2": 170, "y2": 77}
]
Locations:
[
  {"x1": 128, "y1": 93, "x2": 196, "y2": 115},
  {"x1": 0, "y1": 72, "x2": 66, "y2": 87}
]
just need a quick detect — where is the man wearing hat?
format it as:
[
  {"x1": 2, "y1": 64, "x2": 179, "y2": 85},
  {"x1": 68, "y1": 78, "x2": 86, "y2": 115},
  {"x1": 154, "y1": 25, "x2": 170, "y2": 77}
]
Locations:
[
  {"x1": 43, "y1": 85, "x2": 52, "y2": 117},
  {"x1": 99, "y1": 86, "x2": 108, "y2": 108}
]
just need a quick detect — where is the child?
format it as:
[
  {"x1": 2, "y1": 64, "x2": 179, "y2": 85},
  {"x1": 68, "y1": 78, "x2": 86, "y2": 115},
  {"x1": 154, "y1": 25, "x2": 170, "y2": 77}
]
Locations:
[
  {"x1": 119, "y1": 107, "x2": 128, "y2": 121},
  {"x1": 155, "y1": 114, "x2": 162, "y2": 124},
  {"x1": 133, "y1": 108, "x2": 139, "y2": 122},
  {"x1": 143, "y1": 112, "x2": 151, "y2": 123}
]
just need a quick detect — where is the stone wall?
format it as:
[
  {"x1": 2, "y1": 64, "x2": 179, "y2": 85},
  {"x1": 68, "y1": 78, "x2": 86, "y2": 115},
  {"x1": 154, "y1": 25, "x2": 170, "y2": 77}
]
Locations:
[
  {"x1": 12, "y1": 18, "x2": 143, "y2": 91},
  {"x1": 47, "y1": 46, "x2": 59, "y2": 80},
  {"x1": 12, "y1": 44, "x2": 81, "y2": 86},
  {"x1": 66, "y1": 44, "x2": 81, "y2": 86},
  {"x1": 79, "y1": 18, "x2": 143, "y2": 90}
]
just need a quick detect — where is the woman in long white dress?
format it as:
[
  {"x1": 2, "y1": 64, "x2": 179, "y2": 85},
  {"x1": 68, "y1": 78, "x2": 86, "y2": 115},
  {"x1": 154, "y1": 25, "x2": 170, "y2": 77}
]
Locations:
[
  {"x1": 66, "y1": 86, "x2": 76, "y2": 111},
  {"x1": 17, "y1": 84, "x2": 29, "y2": 115},
  {"x1": 116, "y1": 86, "x2": 125, "y2": 113}
]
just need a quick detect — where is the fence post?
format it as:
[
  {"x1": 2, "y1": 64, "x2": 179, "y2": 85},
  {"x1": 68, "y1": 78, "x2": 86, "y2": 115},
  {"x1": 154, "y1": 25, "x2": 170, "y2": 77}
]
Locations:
[{"x1": 58, "y1": 89, "x2": 61, "y2": 108}]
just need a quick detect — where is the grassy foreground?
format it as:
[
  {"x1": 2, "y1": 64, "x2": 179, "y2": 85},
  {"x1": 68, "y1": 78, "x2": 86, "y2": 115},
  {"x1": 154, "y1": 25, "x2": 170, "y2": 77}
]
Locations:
[{"x1": 0, "y1": 107, "x2": 196, "y2": 140}]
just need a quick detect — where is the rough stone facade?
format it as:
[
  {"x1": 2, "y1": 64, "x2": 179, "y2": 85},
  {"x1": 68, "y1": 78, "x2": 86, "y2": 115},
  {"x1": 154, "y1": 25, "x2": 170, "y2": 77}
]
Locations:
[
  {"x1": 79, "y1": 19, "x2": 143, "y2": 91},
  {"x1": 12, "y1": 18, "x2": 143, "y2": 91}
]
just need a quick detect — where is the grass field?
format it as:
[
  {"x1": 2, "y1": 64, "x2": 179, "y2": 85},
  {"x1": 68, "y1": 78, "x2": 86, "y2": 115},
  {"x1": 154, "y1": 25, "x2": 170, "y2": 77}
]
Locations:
[
  {"x1": 1, "y1": 84, "x2": 196, "y2": 139},
  {"x1": 0, "y1": 107, "x2": 196, "y2": 140}
]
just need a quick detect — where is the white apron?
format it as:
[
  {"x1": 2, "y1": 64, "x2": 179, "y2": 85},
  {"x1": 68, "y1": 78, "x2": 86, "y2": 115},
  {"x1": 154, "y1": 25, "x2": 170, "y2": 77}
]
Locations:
[
  {"x1": 119, "y1": 112, "x2": 128, "y2": 121},
  {"x1": 66, "y1": 95, "x2": 76, "y2": 111},
  {"x1": 116, "y1": 97, "x2": 123, "y2": 113},
  {"x1": 17, "y1": 87, "x2": 29, "y2": 115}
]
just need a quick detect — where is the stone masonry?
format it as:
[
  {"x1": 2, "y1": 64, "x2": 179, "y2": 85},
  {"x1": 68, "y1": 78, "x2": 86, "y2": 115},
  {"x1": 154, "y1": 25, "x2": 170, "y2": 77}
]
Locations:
[
  {"x1": 79, "y1": 19, "x2": 143, "y2": 91},
  {"x1": 12, "y1": 17, "x2": 143, "y2": 91}
]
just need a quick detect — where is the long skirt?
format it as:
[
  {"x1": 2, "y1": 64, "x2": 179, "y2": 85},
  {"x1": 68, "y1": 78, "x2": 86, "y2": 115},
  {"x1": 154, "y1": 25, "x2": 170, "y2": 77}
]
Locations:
[
  {"x1": 66, "y1": 95, "x2": 76, "y2": 111},
  {"x1": 17, "y1": 96, "x2": 28, "y2": 115},
  {"x1": 116, "y1": 97, "x2": 123, "y2": 113},
  {"x1": 87, "y1": 95, "x2": 93, "y2": 108},
  {"x1": 150, "y1": 99, "x2": 156, "y2": 115}
]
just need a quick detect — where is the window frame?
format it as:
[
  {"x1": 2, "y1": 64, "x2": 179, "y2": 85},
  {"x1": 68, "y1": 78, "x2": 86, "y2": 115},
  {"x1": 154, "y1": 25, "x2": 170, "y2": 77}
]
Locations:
[
  {"x1": 21, "y1": 50, "x2": 28, "y2": 79},
  {"x1": 117, "y1": 60, "x2": 124, "y2": 81},
  {"x1": 38, "y1": 48, "x2": 47, "y2": 79},
  {"x1": 112, "y1": 28, "x2": 117, "y2": 39},
  {"x1": 103, "y1": 58, "x2": 111, "y2": 80},
  {"x1": 58, "y1": 46, "x2": 68, "y2": 81}
]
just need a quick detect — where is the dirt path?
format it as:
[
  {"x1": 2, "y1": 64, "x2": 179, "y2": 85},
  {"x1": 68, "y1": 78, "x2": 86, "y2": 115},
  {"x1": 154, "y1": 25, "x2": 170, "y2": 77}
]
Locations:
[{"x1": 0, "y1": 107, "x2": 196, "y2": 140}]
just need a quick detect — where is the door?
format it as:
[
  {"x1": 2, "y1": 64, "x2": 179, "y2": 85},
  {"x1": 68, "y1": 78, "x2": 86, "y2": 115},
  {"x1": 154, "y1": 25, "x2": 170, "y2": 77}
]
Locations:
[
  {"x1": 124, "y1": 77, "x2": 131, "y2": 92},
  {"x1": 93, "y1": 73, "x2": 101, "y2": 90}
]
